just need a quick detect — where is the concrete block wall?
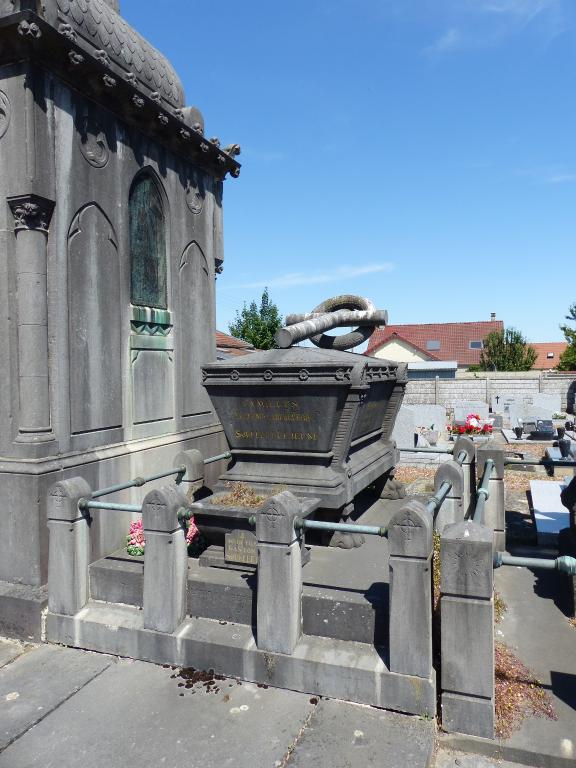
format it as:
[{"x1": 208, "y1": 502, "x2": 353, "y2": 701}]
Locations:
[{"x1": 404, "y1": 373, "x2": 575, "y2": 412}]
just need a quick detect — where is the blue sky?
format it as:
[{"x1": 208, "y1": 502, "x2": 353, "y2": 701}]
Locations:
[{"x1": 123, "y1": 0, "x2": 575, "y2": 342}]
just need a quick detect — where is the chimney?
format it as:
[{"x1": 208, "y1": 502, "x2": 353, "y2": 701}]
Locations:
[{"x1": 490, "y1": 313, "x2": 496, "y2": 321}]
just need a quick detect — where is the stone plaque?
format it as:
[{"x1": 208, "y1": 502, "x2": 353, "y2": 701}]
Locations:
[{"x1": 225, "y1": 529, "x2": 258, "y2": 566}]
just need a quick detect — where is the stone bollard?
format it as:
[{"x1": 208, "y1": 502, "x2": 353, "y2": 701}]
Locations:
[
  {"x1": 174, "y1": 449, "x2": 205, "y2": 497},
  {"x1": 440, "y1": 520, "x2": 494, "y2": 739},
  {"x1": 453, "y1": 436, "x2": 476, "y2": 516},
  {"x1": 47, "y1": 477, "x2": 92, "y2": 616},
  {"x1": 476, "y1": 447, "x2": 506, "y2": 551},
  {"x1": 142, "y1": 486, "x2": 189, "y2": 633},
  {"x1": 434, "y1": 460, "x2": 464, "y2": 534},
  {"x1": 256, "y1": 491, "x2": 303, "y2": 655},
  {"x1": 388, "y1": 500, "x2": 433, "y2": 679}
]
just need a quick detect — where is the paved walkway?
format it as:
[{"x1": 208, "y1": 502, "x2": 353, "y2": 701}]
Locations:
[{"x1": 0, "y1": 640, "x2": 434, "y2": 768}]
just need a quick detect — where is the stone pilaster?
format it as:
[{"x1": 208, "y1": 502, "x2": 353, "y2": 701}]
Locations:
[
  {"x1": 441, "y1": 520, "x2": 494, "y2": 739},
  {"x1": 434, "y1": 460, "x2": 464, "y2": 533},
  {"x1": 8, "y1": 194, "x2": 55, "y2": 441},
  {"x1": 476, "y1": 447, "x2": 506, "y2": 551},
  {"x1": 255, "y1": 491, "x2": 303, "y2": 655},
  {"x1": 388, "y1": 500, "x2": 433, "y2": 679},
  {"x1": 142, "y1": 486, "x2": 189, "y2": 633}
]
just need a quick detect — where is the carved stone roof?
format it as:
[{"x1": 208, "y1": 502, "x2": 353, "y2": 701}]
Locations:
[{"x1": 53, "y1": 0, "x2": 184, "y2": 108}]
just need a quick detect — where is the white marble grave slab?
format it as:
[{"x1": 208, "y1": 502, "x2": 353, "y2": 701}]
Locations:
[{"x1": 530, "y1": 480, "x2": 570, "y2": 535}]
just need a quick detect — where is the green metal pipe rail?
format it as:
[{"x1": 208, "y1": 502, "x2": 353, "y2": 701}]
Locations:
[
  {"x1": 505, "y1": 458, "x2": 576, "y2": 469},
  {"x1": 426, "y1": 481, "x2": 452, "y2": 517},
  {"x1": 293, "y1": 518, "x2": 388, "y2": 537},
  {"x1": 494, "y1": 552, "x2": 576, "y2": 576},
  {"x1": 78, "y1": 451, "x2": 232, "y2": 514},
  {"x1": 472, "y1": 459, "x2": 494, "y2": 524}
]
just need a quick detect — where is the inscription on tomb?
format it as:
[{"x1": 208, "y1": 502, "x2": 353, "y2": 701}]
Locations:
[{"x1": 225, "y1": 529, "x2": 258, "y2": 565}]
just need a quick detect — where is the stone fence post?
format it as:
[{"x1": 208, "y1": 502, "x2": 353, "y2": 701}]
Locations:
[
  {"x1": 476, "y1": 447, "x2": 506, "y2": 551},
  {"x1": 142, "y1": 486, "x2": 189, "y2": 633},
  {"x1": 441, "y1": 520, "x2": 494, "y2": 738},
  {"x1": 388, "y1": 500, "x2": 433, "y2": 679},
  {"x1": 174, "y1": 449, "x2": 205, "y2": 496},
  {"x1": 256, "y1": 491, "x2": 303, "y2": 655},
  {"x1": 453, "y1": 436, "x2": 476, "y2": 516},
  {"x1": 47, "y1": 477, "x2": 92, "y2": 616},
  {"x1": 434, "y1": 460, "x2": 464, "y2": 534}
]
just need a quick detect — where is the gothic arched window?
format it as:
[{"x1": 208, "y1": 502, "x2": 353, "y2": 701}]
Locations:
[{"x1": 129, "y1": 174, "x2": 167, "y2": 309}]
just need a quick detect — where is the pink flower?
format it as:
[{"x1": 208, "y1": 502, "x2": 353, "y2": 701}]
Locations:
[{"x1": 186, "y1": 516, "x2": 200, "y2": 544}]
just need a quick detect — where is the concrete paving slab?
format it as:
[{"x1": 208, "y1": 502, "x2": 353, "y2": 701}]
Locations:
[
  {"x1": 0, "y1": 645, "x2": 114, "y2": 753},
  {"x1": 435, "y1": 747, "x2": 536, "y2": 768},
  {"x1": 495, "y1": 564, "x2": 576, "y2": 767},
  {"x1": 288, "y1": 698, "x2": 435, "y2": 768},
  {"x1": 0, "y1": 656, "x2": 316, "y2": 768},
  {"x1": 0, "y1": 639, "x2": 25, "y2": 669}
]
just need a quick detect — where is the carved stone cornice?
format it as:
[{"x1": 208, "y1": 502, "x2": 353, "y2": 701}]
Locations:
[{"x1": 8, "y1": 194, "x2": 55, "y2": 233}]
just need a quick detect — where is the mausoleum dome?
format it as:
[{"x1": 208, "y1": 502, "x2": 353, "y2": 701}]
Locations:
[{"x1": 49, "y1": 0, "x2": 185, "y2": 108}]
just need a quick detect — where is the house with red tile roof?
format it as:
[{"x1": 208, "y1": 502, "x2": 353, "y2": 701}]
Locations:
[
  {"x1": 530, "y1": 342, "x2": 568, "y2": 370},
  {"x1": 216, "y1": 330, "x2": 256, "y2": 358},
  {"x1": 366, "y1": 317, "x2": 504, "y2": 368}
]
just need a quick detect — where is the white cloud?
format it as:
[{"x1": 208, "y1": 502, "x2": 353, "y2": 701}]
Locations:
[
  {"x1": 544, "y1": 172, "x2": 576, "y2": 184},
  {"x1": 423, "y1": 0, "x2": 568, "y2": 54},
  {"x1": 235, "y1": 263, "x2": 395, "y2": 290},
  {"x1": 423, "y1": 27, "x2": 461, "y2": 54}
]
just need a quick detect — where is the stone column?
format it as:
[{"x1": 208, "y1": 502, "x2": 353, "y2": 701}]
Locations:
[
  {"x1": 142, "y1": 486, "x2": 189, "y2": 633},
  {"x1": 434, "y1": 460, "x2": 464, "y2": 533},
  {"x1": 388, "y1": 500, "x2": 433, "y2": 679},
  {"x1": 8, "y1": 194, "x2": 55, "y2": 441},
  {"x1": 476, "y1": 447, "x2": 506, "y2": 551},
  {"x1": 256, "y1": 491, "x2": 303, "y2": 655},
  {"x1": 453, "y1": 436, "x2": 476, "y2": 516},
  {"x1": 47, "y1": 477, "x2": 92, "y2": 616},
  {"x1": 441, "y1": 520, "x2": 494, "y2": 739}
]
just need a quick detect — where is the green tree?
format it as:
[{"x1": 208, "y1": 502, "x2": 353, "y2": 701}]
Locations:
[
  {"x1": 228, "y1": 288, "x2": 283, "y2": 350},
  {"x1": 475, "y1": 327, "x2": 537, "y2": 371},
  {"x1": 557, "y1": 303, "x2": 576, "y2": 371}
]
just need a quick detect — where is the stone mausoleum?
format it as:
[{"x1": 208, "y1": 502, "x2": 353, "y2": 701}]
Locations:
[{"x1": 0, "y1": 0, "x2": 240, "y2": 638}]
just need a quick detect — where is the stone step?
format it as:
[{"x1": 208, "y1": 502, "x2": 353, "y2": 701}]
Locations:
[
  {"x1": 47, "y1": 600, "x2": 435, "y2": 717},
  {"x1": 89, "y1": 547, "x2": 389, "y2": 646}
]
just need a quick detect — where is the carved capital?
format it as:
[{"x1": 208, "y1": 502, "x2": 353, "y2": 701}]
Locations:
[{"x1": 8, "y1": 194, "x2": 55, "y2": 233}]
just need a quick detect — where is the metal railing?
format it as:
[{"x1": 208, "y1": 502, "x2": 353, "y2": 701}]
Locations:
[
  {"x1": 494, "y1": 551, "x2": 576, "y2": 575},
  {"x1": 426, "y1": 481, "x2": 452, "y2": 517},
  {"x1": 294, "y1": 518, "x2": 388, "y2": 537},
  {"x1": 77, "y1": 451, "x2": 232, "y2": 515},
  {"x1": 472, "y1": 459, "x2": 494, "y2": 524}
]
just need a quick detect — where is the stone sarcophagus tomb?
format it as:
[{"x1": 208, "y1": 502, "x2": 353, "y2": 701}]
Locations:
[
  {"x1": 0, "y1": 0, "x2": 239, "y2": 638},
  {"x1": 199, "y1": 296, "x2": 407, "y2": 546}
]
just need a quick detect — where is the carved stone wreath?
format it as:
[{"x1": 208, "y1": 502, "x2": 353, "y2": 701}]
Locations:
[{"x1": 0, "y1": 91, "x2": 11, "y2": 140}]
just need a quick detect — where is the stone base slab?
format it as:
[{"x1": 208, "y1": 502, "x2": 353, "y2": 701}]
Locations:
[
  {"x1": 0, "y1": 580, "x2": 47, "y2": 642},
  {"x1": 90, "y1": 549, "x2": 388, "y2": 645},
  {"x1": 46, "y1": 602, "x2": 435, "y2": 717}
]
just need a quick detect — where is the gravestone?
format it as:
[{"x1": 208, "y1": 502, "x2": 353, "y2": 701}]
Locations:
[
  {"x1": 391, "y1": 405, "x2": 416, "y2": 449},
  {"x1": 411, "y1": 405, "x2": 446, "y2": 432},
  {"x1": 491, "y1": 394, "x2": 519, "y2": 414},
  {"x1": 453, "y1": 402, "x2": 489, "y2": 422},
  {"x1": 0, "y1": 0, "x2": 240, "y2": 638},
  {"x1": 530, "y1": 480, "x2": 571, "y2": 545}
]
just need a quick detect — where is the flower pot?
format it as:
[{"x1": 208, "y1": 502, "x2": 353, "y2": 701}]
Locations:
[{"x1": 513, "y1": 427, "x2": 524, "y2": 440}]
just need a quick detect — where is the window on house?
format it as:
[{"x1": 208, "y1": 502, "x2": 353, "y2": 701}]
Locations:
[
  {"x1": 426, "y1": 340, "x2": 440, "y2": 351},
  {"x1": 129, "y1": 174, "x2": 167, "y2": 309},
  {"x1": 547, "y1": 352, "x2": 554, "y2": 359},
  {"x1": 469, "y1": 340, "x2": 483, "y2": 349}
]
